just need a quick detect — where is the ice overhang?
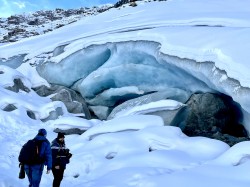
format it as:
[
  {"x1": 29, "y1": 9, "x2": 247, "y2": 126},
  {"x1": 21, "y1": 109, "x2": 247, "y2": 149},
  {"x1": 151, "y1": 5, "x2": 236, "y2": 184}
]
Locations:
[{"x1": 32, "y1": 41, "x2": 250, "y2": 128}]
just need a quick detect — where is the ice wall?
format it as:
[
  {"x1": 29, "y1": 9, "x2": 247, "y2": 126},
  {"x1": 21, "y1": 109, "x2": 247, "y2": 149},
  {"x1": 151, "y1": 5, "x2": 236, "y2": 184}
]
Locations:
[
  {"x1": 37, "y1": 41, "x2": 213, "y2": 107},
  {"x1": 35, "y1": 40, "x2": 250, "y2": 132},
  {"x1": 37, "y1": 45, "x2": 111, "y2": 87},
  {"x1": 0, "y1": 55, "x2": 25, "y2": 69}
]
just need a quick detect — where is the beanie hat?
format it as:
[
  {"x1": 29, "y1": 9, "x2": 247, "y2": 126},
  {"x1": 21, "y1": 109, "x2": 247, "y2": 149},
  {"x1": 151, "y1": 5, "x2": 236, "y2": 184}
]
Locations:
[
  {"x1": 38, "y1": 128, "x2": 47, "y2": 137},
  {"x1": 57, "y1": 132, "x2": 65, "y2": 139}
]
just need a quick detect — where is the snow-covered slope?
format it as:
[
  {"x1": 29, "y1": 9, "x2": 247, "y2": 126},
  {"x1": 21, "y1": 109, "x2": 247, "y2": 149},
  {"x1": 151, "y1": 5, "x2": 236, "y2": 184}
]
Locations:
[
  {"x1": 1, "y1": 0, "x2": 250, "y2": 186},
  {"x1": 0, "y1": 5, "x2": 112, "y2": 43},
  {"x1": 1, "y1": 0, "x2": 250, "y2": 130}
]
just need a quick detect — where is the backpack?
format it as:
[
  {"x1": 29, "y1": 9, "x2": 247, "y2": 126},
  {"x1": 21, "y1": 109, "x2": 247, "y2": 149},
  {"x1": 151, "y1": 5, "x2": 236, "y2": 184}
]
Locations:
[{"x1": 18, "y1": 139, "x2": 45, "y2": 165}]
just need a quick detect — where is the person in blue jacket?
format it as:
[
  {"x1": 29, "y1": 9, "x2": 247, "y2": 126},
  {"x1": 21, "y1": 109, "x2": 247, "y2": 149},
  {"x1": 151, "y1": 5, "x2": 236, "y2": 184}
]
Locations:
[
  {"x1": 51, "y1": 132, "x2": 72, "y2": 187},
  {"x1": 24, "y1": 128, "x2": 52, "y2": 187}
]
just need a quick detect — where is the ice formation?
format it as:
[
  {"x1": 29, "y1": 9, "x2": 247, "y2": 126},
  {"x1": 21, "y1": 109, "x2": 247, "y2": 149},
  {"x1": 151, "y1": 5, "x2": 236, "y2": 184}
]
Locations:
[
  {"x1": 34, "y1": 41, "x2": 250, "y2": 131},
  {"x1": 0, "y1": 0, "x2": 250, "y2": 132},
  {"x1": 0, "y1": 55, "x2": 25, "y2": 69},
  {"x1": 37, "y1": 41, "x2": 213, "y2": 106},
  {"x1": 0, "y1": 65, "x2": 70, "y2": 121},
  {"x1": 2, "y1": 40, "x2": 250, "y2": 132},
  {"x1": 1, "y1": 1, "x2": 250, "y2": 186}
]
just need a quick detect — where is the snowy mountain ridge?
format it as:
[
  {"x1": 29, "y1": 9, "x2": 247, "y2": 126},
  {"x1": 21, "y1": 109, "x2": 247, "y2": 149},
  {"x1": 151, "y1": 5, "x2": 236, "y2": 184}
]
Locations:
[
  {"x1": 0, "y1": 4, "x2": 113, "y2": 43},
  {"x1": 0, "y1": 0, "x2": 156, "y2": 44}
]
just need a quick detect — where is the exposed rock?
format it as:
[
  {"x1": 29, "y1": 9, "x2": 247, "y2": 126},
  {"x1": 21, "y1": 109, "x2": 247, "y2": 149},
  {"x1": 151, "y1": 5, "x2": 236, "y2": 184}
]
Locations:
[
  {"x1": 41, "y1": 107, "x2": 63, "y2": 122},
  {"x1": 8, "y1": 28, "x2": 26, "y2": 37},
  {"x1": 3, "y1": 104, "x2": 17, "y2": 112},
  {"x1": 114, "y1": 0, "x2": 130, "y2": 8},
  {"x1": 105, "y1": 152, "x2": 117, "y2": 159},
  {"x1": 212, "y1": 131, "x2": 249, "y2": 146},
  {"x1": 27, "y1": 110, "x2": 36, "y2": 120},
  {"x1": 34, "y1": 84, "x2": 91, "y2": 119},
  {"x1": 50, "y1": 88, "x2": 90, "y2": 118},
  {"x1": 7, "y1": 15, "x2": 25, "y2": 25},
  {"x1": 55, "y1": 24, "x2": 65, "y2": 29},
  {"x1": 130, "y1": 2, "x2": 137, "y2": 7},
  {"x1": 5, "y1": 78, "x2": 30, "y2": 93},
  {"x1": 54, "y1": 128, "x2": 86, "y2": 135},
  {"x1": 28, "y1": 18, "x2": 39, "y2": 25},
  {"x1": 50, "y1": 88, "x2": 73, "y2": 102},
  {"x1": 0, "y1": 5, "x2": 113, "y2": 43},
  {"x1": 2, "y1": 103, "x2": 37, "y2": 121},
  {"x1": 183, "y1": 92, "x2": 248, "y2": 145},
  {"x1": 63, "y1": 101, "x2": 85, "y2": 115}
]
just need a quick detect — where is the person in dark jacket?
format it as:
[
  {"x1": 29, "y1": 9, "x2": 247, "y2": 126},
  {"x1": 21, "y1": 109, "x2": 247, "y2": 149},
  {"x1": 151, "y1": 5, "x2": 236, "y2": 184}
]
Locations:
[
  {"x1": 24, "y1": 128, "x2": 52, "y2": 187},
  {"x1": 51, "y1": 132, "x2": 72, "y2": 187}
]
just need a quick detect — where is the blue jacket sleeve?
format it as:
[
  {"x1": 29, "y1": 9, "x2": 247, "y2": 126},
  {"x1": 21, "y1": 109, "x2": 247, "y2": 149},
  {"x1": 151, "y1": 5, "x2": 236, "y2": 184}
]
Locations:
[{"x1": 44, "y1": 141, "x2": 52, "y2": 170}]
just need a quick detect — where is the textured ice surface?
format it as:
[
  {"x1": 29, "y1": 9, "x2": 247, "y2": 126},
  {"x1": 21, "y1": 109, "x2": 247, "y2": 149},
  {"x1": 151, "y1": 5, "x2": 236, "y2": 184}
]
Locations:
[
  {"x1": 37, "y1": 41, "x2": 212, "y2": 107},
  {"x1": 0, "y1": 55, "x2": 25, "y2": 69},
  {"x1": 108, "y1": 89, "x2": 191, "y2": 119},
  {"x1": 37, "y1": 45, "x2": 111, "y2": 87},
  {"x1": 34, "y1": 40, "x2": 250, "y2": 132}
]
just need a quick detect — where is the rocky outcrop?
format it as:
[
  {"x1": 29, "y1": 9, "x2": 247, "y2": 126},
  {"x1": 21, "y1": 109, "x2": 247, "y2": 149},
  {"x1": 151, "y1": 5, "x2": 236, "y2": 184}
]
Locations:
[
  {"x1": 110, "y1": 91, "x2": 249, "y2": 146},
  {"x1": 34, "y1": 84, "x2": 91, "y2": 119},
  {"x1": 114, "y1": 0, "x2": 166, "y2": 8},
  {"x1": 3, "y1": 104, "x2": 17, "y2": 112},
  {"x1": 0, "y1": 5, "x2": 113, "y2": 43},
  {"x1": 6, "y1": 78, "x2": 30, "y2": 93},
  {"x1": 54, "y1": 127, "x2": 86, "y2": 135},
  {"x1": 41, "y1": 107, "x2": 64, "y2": 122},
  {"x1": 183, "y1": 93, "x2": 249, "y2": 145}
]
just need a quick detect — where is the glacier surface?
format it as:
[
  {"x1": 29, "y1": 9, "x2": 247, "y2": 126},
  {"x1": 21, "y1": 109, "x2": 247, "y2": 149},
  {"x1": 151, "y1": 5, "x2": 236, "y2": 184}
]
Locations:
[
  {"x1": 37, "y1": 41, "x2": 213, "y2": 106},
  {"x1": 0, "y1": 0, "x2": 250, "y2": 132}
]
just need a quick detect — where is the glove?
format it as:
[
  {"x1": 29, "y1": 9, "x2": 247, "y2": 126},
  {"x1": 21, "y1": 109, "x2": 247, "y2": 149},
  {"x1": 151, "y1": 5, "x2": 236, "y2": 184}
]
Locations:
[
  {"x1": 19, "y1": 164, "x2": 25, "y2": 179},
  {"x1": 67, "y1": 153, "x2": 72, "y2": 159}
]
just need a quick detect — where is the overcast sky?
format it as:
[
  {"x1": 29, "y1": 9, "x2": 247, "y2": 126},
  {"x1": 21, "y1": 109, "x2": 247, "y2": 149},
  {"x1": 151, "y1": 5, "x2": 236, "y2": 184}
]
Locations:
[{"x1": 0, "y1": 0, "x2": 118, "y2": 18}]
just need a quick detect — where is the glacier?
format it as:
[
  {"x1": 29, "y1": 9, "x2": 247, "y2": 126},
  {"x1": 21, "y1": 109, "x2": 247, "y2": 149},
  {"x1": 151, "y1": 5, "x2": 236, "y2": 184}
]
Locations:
[
  {"x1": 1, "y1": 0, "x2": 250, "y2": 186},
  {"x1": 34, "y1": 40, "x2": 250, "y2": 133},
  {"x1": 0, "y1": 0, "x2": 250, "y2": 133},
  {"x1": 0, "y1": 54, "x2": 25, "y2": 68}
]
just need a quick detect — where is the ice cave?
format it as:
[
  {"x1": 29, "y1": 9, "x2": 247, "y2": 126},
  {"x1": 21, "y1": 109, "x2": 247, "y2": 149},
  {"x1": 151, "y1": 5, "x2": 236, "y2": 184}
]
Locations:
[{"x1": 29, "y1": 40, "x2": 248, "y2": 139}]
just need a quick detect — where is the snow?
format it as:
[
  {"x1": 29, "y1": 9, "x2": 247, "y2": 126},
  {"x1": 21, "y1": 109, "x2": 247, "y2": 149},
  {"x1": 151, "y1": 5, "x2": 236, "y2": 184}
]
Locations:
[
  {"x1": 0, "y1": 0, "x2": 250, "y2": 187},
  {"x1": 0, "y1": 0, "x2": 250, "y2": 119},
  {"x1": 47, "y1": 116, "x2": 97, "y2": 130},
  {"x1": 0, "y1": 72, "x2": 249, "y2": 187},
  {"x1": 17, "y1": 63, "x2": 50, "y2": 88},
  {"x1": 113, "y1": 99, "x2": 184, "y2": 118},
  {"x1": 1, "y1": 0, "x2": 250, "y2": 85},
  {"x1": 0, "y1": 65, "x2": 31, "y2": 88}
]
